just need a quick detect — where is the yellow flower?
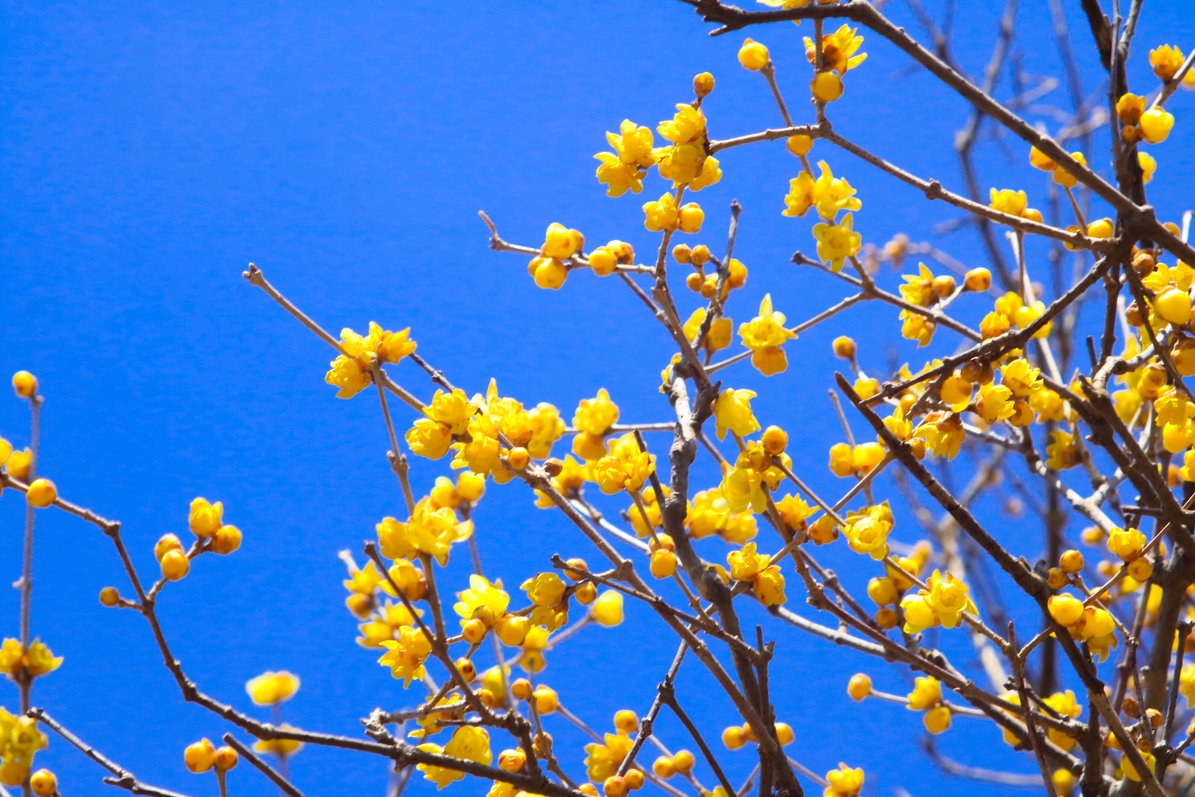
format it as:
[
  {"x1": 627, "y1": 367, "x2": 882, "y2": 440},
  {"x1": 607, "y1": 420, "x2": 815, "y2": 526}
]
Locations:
[
  {"x1": 727, "y1": 542, "x2": 771, "y2": 582},
  {"x1": 20, "y1": 640, "x2": 63, "y2": 677},
  {"x1": 253, "y1": 726, "x2": 303, "y2": 757},
  {"x1": 380, "y1": 498, "x2": 473, "y2": 566},
  {"x1": 682, "y1": 308, "x2": 732, "y2": 352},
  {"x1": 406, "y1": 418, "x2": 453, "y2": 460},
  {"x1": 522, "y1": 573, "x2": 567, "y2": 607},
  {"x1": 812, "y1": 213, "x2": 862, "y2": 273},
  {"x1": 754, "y1": 565, "x2": 786, "y2": 606},
  {"x1": 810, "y1": 160, "x2": 862, "y2": 221},
  {"x1": 642, "y1": 193, "x2": 679, "y2": 232},
  {"x1": 783, "y1": 171, "x2": 815, "y2": 218},
  {"x1": 656, "y1": 142, "x2": 707, "y2": 187},
  {"x1": 592, "y1": 590, "x2": 624, "y2": 627},
  {"x1": 807, "y1": 25, "x2": 867, "y2": 75},
  {"x1": 378, "y1": 626, "x2": 433, "y2": 687},
  {"x1": 907, "y1": 676, "x2": 942, "y2": 711},
  {"x1": 245, "y1": 671, "x2": 300, "y2": 706},
  {"x1": 584, "y1": 732, "x2": 633, "y2": 782},
  {"x1": 189, "y1": 496, "x2": 223, "y2": 538},
  {"x1": 657, "y1": 104, "x2": 706, "y2": 145},
  {"x1": 595, "y1": 153, "x2": 646, "y2": 197},
  {"x1": 574, "y1": 389, "x2": 620, "y2": 436},
  {"x1": 824, "y1": 763, "x2": 864, "y2": 797},
  {"x1": 925, "y1": 570, "x2": 973, "y2": 628},
  {"x1": 605, "y1": 120, "x2": 656, "y2": 168},
  {"x1": 988, "y1": 188, "x2": 1028, "y2": 218},
  {"x1": 918, "y1": 414, "x2": 964, "y2": 460},
  {"x1": 843, "y1": 504, "x2": 892, "y2": 560},
  {"x1": 454, "y1": 574, "x2": 510, "y2": 627},
  {"x1": 1107, "y1": 526, "x2": 1146, "y2": 560},
  {"x1": 1150, "y1": 44, "x2": 1186, "y2": 82},
  {"x1": 416, "y1": 726, "x2": 492, "y2": 790},
  {"x1": 738, "y1": 294, "x2": 796, "y2": 352},
  {"x1": 1046, "y1": 430, "x2": 1079, "y2": 470},
  {"x1": 423, "y1": 389, "x2": 477, "y2": 435},
  {"x1": 325, "y1": 353, "x2": 372, "y2": 398},
  {"x1": 714, "y1": 389, "x2": 760, "y2": 441}
]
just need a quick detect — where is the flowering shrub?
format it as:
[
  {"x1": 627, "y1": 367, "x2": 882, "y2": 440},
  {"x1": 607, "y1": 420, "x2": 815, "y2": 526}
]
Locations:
[{"x1": 4, "y1": 2, "x2": 1195, "y2": 796}]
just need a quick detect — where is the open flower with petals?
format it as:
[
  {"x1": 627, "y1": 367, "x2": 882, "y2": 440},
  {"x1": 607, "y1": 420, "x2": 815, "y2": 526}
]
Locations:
[
  {"x1": 454, "y1": 574, "x2": 510, "y2": 628},
  {"x1": 379, "y1": 626, "x2": 433, "y2": 687},
  {"x1": 806, "y1": 25, "x2": 867, "y2": 74},
  {"x1": 812, "y1": 213, "x2": 862, "y2": 273},
  {"x1": 810, "y1": 161, "x2": 862, "y2": 220},
  {"x1": 416, "y1": 726, "x2": 492, "y2": 789},
  {"x1": 714, "y1": 388, "x2": 760, "y2": 441}
]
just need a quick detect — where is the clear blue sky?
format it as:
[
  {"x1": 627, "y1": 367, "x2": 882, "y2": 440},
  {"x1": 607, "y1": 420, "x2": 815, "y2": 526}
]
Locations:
[{"x1": 3, "y1": 1, "x2": 1194, "y2": 795}]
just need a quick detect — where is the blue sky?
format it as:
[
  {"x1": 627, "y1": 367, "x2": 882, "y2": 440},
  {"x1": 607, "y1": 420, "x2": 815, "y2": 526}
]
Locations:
[{"x1": 3, "y1": 1, "x2": 1195, "y2": 795}]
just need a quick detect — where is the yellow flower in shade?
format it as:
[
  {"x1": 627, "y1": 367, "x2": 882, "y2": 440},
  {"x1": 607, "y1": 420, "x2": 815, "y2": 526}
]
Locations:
[
  {"x1": 1043, "y1": 691, "x2": 1081, "y2": 751},
  {"x1": 189, "y1": 497, "x2": 223, "y2": 539},
  {"x1": 812, "y1": 213, "x2": 862, "y2": 273},
  {"x1": 1046, "y1": 430, "x2": 1079, "y2": 470},
  {"x1": 824, "y1": 763, "x2": 864, "y2": 797},
  {"x1": 416, "y1": 727, "x2": 492, "y2": 790},
  {"x1": 584, "y1": 732, "x2": 633, "y2": 782},
  {"x1": 20, "y1": 640, "x2": 63, "y2": 677},
  {"x1": 378, "y1": 626, "x2": 433, "y2": 687},
  {"x1": 918, "y1": 414, "x2": 965, "y2": 460},
  {"x1": 245, "y1": 671, "x2": 300, "y2": 706},
  {"x1": 682, "y1": 309, "x2": 733, "y2": 352},
  {"x1": 806, "y1": 25, "x2": 867, "y2": 75},
  {"x1": 713, "y1": 389, "x2": 760, "y2": 441},
  {"x1": 754, "y1": 565, "x2": 786, "y2": 606}
]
